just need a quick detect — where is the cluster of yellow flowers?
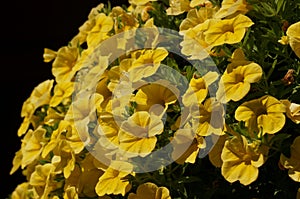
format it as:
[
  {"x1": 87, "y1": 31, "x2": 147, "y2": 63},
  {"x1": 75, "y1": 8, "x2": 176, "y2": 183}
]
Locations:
[{"x1": 9, "y1": 0, "x2": 300, "y2": 198}]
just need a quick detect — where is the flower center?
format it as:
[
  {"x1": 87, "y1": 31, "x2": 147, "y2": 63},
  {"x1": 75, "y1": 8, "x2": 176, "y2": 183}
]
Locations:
[
  {"x1": 242, "y1": 154, "x2": 252, "y2": 165},
  {"x1": 222, "y1": 24, "x2": 234, "y2": 33},
  {"x1": 112, "y1": 170, "x2": 119, "y2": 177},
  {"x1": 255, "y1": 106, "x2": 267, "y2": 116},
  {"x1": 235, "y1": 74, "x2": 244, "y2": 83}
]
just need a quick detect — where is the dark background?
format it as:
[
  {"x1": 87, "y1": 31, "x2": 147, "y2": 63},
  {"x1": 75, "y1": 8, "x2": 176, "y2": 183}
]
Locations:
[{"x1": 0, "y1": 0, "x2": 128, "y2": 197}]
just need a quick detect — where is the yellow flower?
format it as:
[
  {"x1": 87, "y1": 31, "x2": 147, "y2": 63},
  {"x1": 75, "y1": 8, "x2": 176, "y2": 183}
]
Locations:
[
  {"x1": 18, "y1": 79, "x2": 54, "y2": 136},
  {"x1": 51, "y1": 45, "x2": 79, "y2": 83},
  {"x1": 51, "y1": 141, "x2": 76, "y2": 179},
  {"x1": 129, "y1": 0, "x2": 156, "y2": 6},
  {"x1": 171, "y1": 128, "x2": 206, "y2": 164},
  {"x1": 86, "y1": 13, "x2": 114, "y2": 48},
  {"x1": 11, "y1": 182, "x2": 38, "y2": 199},
  {"x1": 109, "y1": 6, "x2": 139, "y2": 33},
  {"x1": 214, "y1": 0, "x2": 250, "y2": 19},
  {"x1": 191, "y1": 97, "x2": 225, "y2": 136},
  {"x1": 21, "y1": 127, "x2": 47, "y2": 169},
  {"x1": 221, "y1": 135, "x2": 266, "y2": 185},
  {"x1": 134, "y1": 81, "x2": 178, "y2": 116},
  {"x1": 281, "y1": 100, "x2": 300, "y2": 124},
  {"x1": 42, "y1": 120, "x2": 84, "y2": 158},
  {"x1": 128, "y1": 182, "x2": 171, "y2": 199},
  {"x1": 95, "y1": 161, "x2": 134, "y2": 196},
  {"x1": 50, "y1": 82, "x2": 74, "y2": 107},
  {"x1": 166, "y1": 0, "x2": 191, "y2": 16},
  {"x1": 118, "y1": 111, "x2": 164, "y2": 157},
  {"x1": 29, "y1": 163, "x2": 62, "y2": 198},
  {"x1": 280, "y1": 136, "x2": 300, "y2": 182},
  {"x1": 216, "y1": 60, "x2": 262, "y2": 103},
  {"x1": 179, "y1": 7, "x2": 217, "y2": 32},
  {"x1": 77, "y1": 154, "x2": 104, "y2": 197},
  {"x1": 190, "y1": 0, "x2": 207, "y2": 7},
  {"x1": 235, "y1": 95, "x2": 286, "y2": 135},
  {"x1": 204, "y1": 14, "x2": 254, "y2": 47},
  {"x1": 180, "y1": 20, "x2": 213, "y2": 60},
  {"x1": 182, "y1": 71, "x2": 219, "y2": 106},
  {"x1": 286, "y1": 21, "x2": 300, "y2": 58},
  {"x1": 278, "y1": 35, "x2": 289, "y2": 45},
  {"x1": 128, "y1": 47, "x2": 168, "y2": 82}
]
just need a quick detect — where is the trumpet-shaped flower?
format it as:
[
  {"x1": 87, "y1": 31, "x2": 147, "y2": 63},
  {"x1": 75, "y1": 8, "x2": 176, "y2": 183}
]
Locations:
[
  {"x1": 118, "y1": 111, "x2": 164, "y2": 157},
  {"x1": 129, "y1": 0, "x2": 156, "y2": 6},
  {"x1": 204, "y1": 14, "x2": 254, "y2": 47},
  {"x1": 191, "y1": 97, "x2": 225, "y2": 136},
  {"x1": 221, "y1": 135, "x2": 266, "y2": 185},
  {"x1": 235, "y1": 95, "x2": 286, "y2": 135},
  {"x1": 286, "y1": 21, "x2": 300, "y2": 58},
  {"x1": 42, "y1": 120, "x2": 84, "y2": 158},
  {"x1": 51, "y1": 141, "x2": 76, "y2": 179},
  {"x1": 76, "y1": 154, "x2": 105, "y2": 197},
  {"x1": 166, "y1": 0, "x2": 191, "y2": 16},
  {"x1": 182, "y1": 71, "x2": 219, "y2": 106},
  {"x1": 134, "y1": 81, "x2": 178, "y2": 116},
  {"x1": 21, "y1": 127, "x2": 47, "y2": 169},
  {"x1": 171, "y1": 128, "x2": 206, "y2": 164},
  {"x1": 214, "y1": 0, "x2": 250, "y2": 19},
  {"x1": 216, "y1": 61, "x2": 262, "y2": 103},
  {"x1": 87, "y1": 13, "x2": 114, "y2": 48},
  {"x1": 180, "y1": 20, "x2": 213, "y2": 60},
  {"x1": 190, "y1": 0, "x2": 207, "y2": 7},
  {"x1": 128, "y1": 182, "x2": 171, "y2": 199},
  {"x1": 11, "y1": 182, "x2": 39, "y2": 199},
  {"x1": 50, "y1": 82, "x2": 74, "y2": 107},
  {"x1": 280, "y1": 136, "x2": 300, "y2": 182},
  {"x1": 179, "y1": 7, "x2": 217, "y2": 32},
  {"x1": 128, "y1": 48, "x2": 168, "y2": 82},
  {"x1": 51, "y1": 46, "x2": 79, "y2": 83},
  {"x1": 18, "y1": 80, "x2": 54, "y2": 136},
  {"x1": 29, "y1": 163, "x2": 62, "y2": 198},
  {"x1": 109, "y1": 6, "x2": 139, "y2": 33},
  {"x1": 95, "y1": 161, "x2": 134, "y2": 196},
  {"x1": 281, "y1": 100, "x2": 300, "y2": 124}
]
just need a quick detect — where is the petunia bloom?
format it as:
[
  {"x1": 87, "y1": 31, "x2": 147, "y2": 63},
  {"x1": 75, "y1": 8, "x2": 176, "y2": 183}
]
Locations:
[
  {"x1": 50, "y1": 82, "x2": 74, "y2": 107},
  {"x1": 134, "y1": 81, "x2": 179, "y2": 116},
  {"x1": 179, "y1": 7, "x2": 217, "y2": 32},
  {"x1": 286, "y1": 21, "x2": 300, "y2": 58},
  {"x1": 235, "y1": 95, "x2": 286, "y2": 135},
  {"x1": 214, "y1": 0, "x2": 250, "y2": 19},
  {"x1": 204, "y1": 14, "x2": 254, "y2": 47},
  {"x1": 171, "y1": 128, "x2": 206, "y2": 164},
  {"x1": 95, "y1": 161, "x2": 134, "y2": 196},
  {"x1": 191, "y1": 97, "x2": 225, "y2": 136},
  {"x1": 180, "y1": 20, "x2": 213, "y2": 60},
  {"x1": 221, "y1": 135, "x2": 266, "y2": 185},
  {"x1": 128, "y1": 182, "x2": 171, "y2": 199},
  {"x1": 216, "y1": 59, "x2": 262, "y2": 103},
  {"x1": 166, "y1": 0, "x2": 191, "y2": 16},
  {"x1": 118, "y1": 111, "x2": 164, "y2": 157},
  {"x1": 18, "y1": 79, "x2": 54, "y2": 136},
  {"x1": 128, "y1": 48, "x2": 168, "y2": 82}
]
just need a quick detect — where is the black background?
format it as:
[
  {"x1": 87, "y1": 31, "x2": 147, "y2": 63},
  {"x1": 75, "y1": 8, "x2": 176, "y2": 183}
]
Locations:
[{"x1": 0, "y1": 0, "x2": 128, "y2": 197}]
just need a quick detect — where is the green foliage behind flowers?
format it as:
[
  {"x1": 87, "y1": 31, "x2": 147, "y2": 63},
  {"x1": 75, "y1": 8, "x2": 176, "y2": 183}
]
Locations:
[{"x1": 8, "y1": 0, "x2": 300, "y2": 199}]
